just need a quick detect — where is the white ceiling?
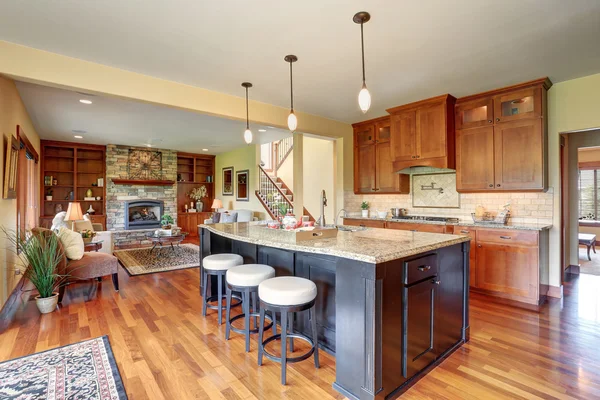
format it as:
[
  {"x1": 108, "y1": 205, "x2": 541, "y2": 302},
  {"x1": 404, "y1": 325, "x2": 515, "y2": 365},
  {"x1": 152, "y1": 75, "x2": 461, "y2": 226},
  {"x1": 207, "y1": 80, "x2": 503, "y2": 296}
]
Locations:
[
  {"x1": 15, "y1": 81, "x2": 291, "y2": 154},
  {"x1": 1, "y1": 1, "x2": 600, "y2": 123}
]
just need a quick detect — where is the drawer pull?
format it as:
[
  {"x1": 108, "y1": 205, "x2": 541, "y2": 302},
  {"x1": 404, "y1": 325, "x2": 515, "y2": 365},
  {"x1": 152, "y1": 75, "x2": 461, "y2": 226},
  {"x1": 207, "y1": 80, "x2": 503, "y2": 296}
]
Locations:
[
  {"x1": 359, "y1": 224, "x2": 366, "y2": 227},
  {"x1": 460, "y1": 230, "x2": 469, "y2": 234},
  {"x1": 432, "y1": 279, "x2": 441, "y2": 285},
  {"x1": 418, "y1": 265, "x2": 431, "y2": 271},
  {"x1": 410, "y1": 229, "x2": 419, "y2": 232},
  {"x1": 500, "y1": 236, "x2": 512, "y2": 240}
]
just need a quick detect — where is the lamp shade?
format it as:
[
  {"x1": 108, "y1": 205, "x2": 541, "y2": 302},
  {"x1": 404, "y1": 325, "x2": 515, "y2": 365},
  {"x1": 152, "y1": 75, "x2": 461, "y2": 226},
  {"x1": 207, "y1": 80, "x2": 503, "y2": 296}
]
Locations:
[
  {"x1": 211, "y1": 199, "x2": 223, "y2": 209},
  {"x1": 64, "y1": 202, "x2": 84, "y2": 221}
]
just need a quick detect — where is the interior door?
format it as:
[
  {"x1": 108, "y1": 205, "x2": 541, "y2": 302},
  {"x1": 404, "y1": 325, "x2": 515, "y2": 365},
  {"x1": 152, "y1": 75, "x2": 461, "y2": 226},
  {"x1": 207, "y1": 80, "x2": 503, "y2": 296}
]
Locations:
[
  {"x1": 493, "y1": 119, "x2": 543, "y2": 190},
  {"x1": 456, "y1": 126, "x2": 496, "y2": 191},
  {"x1": 403, "y1": 278, "x2": 437, "y2": 379},
  {"x1": 416, "y1": 104, "x2": 446, "y2": 160},
  {"x1": 390, "y1": 111, "x2": 417, "y2": 162}
]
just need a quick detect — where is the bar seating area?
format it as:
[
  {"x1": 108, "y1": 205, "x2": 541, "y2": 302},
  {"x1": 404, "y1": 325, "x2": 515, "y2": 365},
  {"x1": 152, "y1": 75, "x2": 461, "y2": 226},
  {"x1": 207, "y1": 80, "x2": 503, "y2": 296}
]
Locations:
[{"x1": 203, "y1": 254, "x2": 320, "y2": 385}]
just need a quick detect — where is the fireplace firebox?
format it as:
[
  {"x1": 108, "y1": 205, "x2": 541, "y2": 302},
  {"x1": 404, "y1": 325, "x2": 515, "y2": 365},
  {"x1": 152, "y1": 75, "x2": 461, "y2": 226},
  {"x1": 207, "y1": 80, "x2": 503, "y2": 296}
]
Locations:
[{"x1": 124, "y1": 200, "x2": 164, "y2": 230}]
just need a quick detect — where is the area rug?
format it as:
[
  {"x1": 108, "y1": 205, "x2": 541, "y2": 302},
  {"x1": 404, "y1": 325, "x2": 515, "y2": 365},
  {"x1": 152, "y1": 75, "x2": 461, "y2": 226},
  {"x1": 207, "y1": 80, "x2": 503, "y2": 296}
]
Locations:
[
  {"x1": 114, "y1": 243, "x2": 200, "y2": 276},
  {"x1": 0, "y1": 335, "x2": 127, "y2": 399}
]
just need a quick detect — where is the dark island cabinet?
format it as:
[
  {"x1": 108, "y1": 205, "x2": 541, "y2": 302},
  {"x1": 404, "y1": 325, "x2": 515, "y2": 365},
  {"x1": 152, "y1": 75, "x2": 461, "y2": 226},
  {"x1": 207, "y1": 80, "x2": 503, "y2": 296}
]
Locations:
[
  {"x1": 257, "y1": 247, "x2": 295, "y2": 276},
  {"x1": 295, "y1": 254, "x2": 337, "y2": 353}
]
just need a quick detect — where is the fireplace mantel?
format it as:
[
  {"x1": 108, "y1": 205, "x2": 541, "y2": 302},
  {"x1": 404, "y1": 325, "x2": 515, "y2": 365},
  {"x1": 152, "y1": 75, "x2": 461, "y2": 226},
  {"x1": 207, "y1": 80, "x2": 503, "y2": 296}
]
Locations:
[{"x1": 112, "y1": 179, "x2": 175, "y2": 186}]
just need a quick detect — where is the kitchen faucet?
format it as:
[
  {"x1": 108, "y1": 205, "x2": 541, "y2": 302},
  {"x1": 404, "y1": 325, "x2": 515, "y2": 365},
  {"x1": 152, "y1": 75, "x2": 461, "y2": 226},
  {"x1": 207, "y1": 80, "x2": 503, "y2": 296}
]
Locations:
[
  {"x1": 335, "y1": 209, "x2": 347, "y2": 227},
  {"x1": 316, "y1": 190, "x2": 327, "y2": 227}
]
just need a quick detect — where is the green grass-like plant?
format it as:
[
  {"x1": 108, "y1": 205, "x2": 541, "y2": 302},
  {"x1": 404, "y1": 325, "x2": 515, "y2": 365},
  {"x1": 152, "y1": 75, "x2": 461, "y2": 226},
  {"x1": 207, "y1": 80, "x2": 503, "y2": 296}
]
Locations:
[{"x1": 2, "y1": 227, "x2": 67, "y2": 299}]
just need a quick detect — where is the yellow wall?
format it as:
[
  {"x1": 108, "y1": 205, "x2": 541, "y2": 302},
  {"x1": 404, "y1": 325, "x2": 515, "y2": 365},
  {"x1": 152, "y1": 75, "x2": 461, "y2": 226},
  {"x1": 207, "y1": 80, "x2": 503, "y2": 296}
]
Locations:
[
  {"x1": 277, "y1": 150, "x2": 294, "y2": 190},
  {"x1": 579, "y1": 147, "x2": 600, "y2": 163},
  {"x1": 214, "y1": 145, "x2": 267, "y2": 219},
  {"x1": 303, "y1": 136, "x2": 335, "y2": 222},
  {"x1": 548, "y1": 72, "x2": 600, "y2": 286},
  {"x1": 0, "y1": 75, "x2": 40, "y2": 306}
]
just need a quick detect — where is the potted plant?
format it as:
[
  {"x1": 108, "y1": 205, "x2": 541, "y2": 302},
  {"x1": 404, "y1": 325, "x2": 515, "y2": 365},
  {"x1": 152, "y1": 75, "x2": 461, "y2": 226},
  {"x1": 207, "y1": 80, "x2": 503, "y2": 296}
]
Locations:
[
  {"x1": 188, "y1": 186, "x2": 208, "y2": 212},
  {"x1": 46, "y1": 188, "x2": 53, "y2": 201},
  {"x1": 361, "y1": 201, "x2": 370, "y2": 217},
  {"x1": 2, "y1": 228, "x2": 67, "y2": 314},
  {"x1": 161, "y1": 214, "x2": 174, "y2": 229},
  {"x1": 80, "y1": 229, "x2": 96, "y2": 244}
]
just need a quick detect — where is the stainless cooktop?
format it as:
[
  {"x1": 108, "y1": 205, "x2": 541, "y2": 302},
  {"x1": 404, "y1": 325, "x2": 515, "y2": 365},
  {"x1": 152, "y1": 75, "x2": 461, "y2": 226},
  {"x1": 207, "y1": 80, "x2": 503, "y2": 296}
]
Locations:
[{"x1": 391, "y1": 215, "x2": 460, "y2": 223}]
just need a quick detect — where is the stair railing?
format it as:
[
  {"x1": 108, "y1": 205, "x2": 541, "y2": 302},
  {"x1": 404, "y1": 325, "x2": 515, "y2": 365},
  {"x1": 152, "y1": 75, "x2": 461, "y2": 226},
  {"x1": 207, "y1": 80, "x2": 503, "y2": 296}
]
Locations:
[
  {"x1": 273, "y1": 136, "x2": 294, "y2": 175},
  {"x1": 256, "y1": 165, "x2": 294, "y2": 219}
]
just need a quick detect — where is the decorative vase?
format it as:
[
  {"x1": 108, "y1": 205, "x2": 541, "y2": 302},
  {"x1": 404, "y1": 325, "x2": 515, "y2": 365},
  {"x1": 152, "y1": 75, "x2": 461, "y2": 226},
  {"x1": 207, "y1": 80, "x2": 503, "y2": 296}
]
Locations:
[
  {"x1": 86, "y1": 188, "x2": 93, "y2": 197},
  {"x1": 197, "y1": 201, "x2": 203, "y2": 212},
  {"x1": 83, "y1": 236, "x2": 93, "y2": 244},
  {"x1": 35, "y1": 293, "x2": 59, "y2": 314},
  {"x1": 87, "y1": 205, "x2": 95, "y2": 214},
  {"x1": 361, "y1": 210, "x2": 369, "y2": 217},
  {"x1": 282, "y1": 213, "x2": 298, "y2": 230}
]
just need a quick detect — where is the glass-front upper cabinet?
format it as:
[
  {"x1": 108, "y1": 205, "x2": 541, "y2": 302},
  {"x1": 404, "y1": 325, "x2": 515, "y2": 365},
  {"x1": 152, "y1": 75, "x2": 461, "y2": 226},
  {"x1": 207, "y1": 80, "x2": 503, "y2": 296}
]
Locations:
[
  {"x1": 355, "y1": 124, "x2": 375, "y2": 146},
  {"x1": 493, "y1": 87, "x2": 542, "y2": 123},
  {"x1": 375, "y1": 119, "x2": 391, "y2": 143},
  {"x1": 455, "y1": 98, "x2": 494, "y2": 130}
]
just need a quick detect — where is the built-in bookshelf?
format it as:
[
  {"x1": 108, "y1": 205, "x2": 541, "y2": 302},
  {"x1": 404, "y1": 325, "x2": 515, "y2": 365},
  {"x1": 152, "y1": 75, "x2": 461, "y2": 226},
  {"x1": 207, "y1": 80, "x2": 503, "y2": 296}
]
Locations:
[
  {"x1": 177, "y1": 152, "x2": 215, "y2": 237},
  {"x1": 40, "y1": 141, "x2": 107, "y2": 229}
]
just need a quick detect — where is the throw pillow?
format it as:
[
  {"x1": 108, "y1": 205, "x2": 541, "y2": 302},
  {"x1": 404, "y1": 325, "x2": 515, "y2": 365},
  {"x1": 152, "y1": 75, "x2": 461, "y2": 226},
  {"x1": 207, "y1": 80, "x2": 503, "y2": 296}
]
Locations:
[
  {"x1": 212, "y1": 212, "x2": 221, "y2": 223},
  {"x1": 58, "y1": 227, "x2": 84, "y2": 260},
  {"x1": 221, "y1": 213, "x2": 237, "y2": 223}
]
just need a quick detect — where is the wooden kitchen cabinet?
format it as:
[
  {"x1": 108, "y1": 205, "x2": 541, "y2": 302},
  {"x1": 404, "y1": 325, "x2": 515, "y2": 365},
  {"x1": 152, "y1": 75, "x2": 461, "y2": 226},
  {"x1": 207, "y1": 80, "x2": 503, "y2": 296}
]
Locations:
[
  {"x1": 178, "y1": 212, "x2": 212, "y2": 238},
  {"x1": 342, "y1": 218, "x2": 386, "y2": 229},
  {"x1": 386, "y1": 221, "x2": 447, "y2": 234},
  {"x1": 455, "y1": 78, "x2": 551, "y2": 192},
  {"x1": 387, "y1": 94, "x2": 456, "y2": 171},
  {"x1": 456, "y1": 126, "x2": 495, "y2": 190},
  {"x1": 353, "y1": 117, "x2": 410, "y2": 194}
]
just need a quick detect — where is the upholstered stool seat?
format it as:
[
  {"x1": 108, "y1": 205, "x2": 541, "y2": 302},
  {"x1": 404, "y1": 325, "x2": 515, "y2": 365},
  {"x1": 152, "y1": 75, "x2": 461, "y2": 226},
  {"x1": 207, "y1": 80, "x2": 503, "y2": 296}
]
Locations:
[
  {"x1": 202, "y1": 254, "x2": 243, "y2": 324},
  {"x1": 225, "y1": 264, "x2": 276, "y2": 352},
  {"x1": 258, "y1": 276, "x2": 317, "y2": 306},
  {"x1": 203, "y1": 253, "x2": 243, "y2": 271},
  {"x1": 257, "y1": 276, "x2": 319, "y2": 385}
]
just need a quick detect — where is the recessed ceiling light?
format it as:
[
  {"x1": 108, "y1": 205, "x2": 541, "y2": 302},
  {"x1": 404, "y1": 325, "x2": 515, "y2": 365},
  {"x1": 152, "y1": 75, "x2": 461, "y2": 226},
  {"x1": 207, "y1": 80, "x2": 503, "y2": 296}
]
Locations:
[
  {"x1": 74, "y1": 135, "x2": 83, "y2": 139},
  {"x1": 79, "y1": 99, "x2": 92, "y2": 104},
  {"x1": 258, "y1": 129, "x2": 267, "y2": 132},
  {"x1": 202, "y1": 148, "x2": 209, "y2": 151},
  {"x1": 146, "y1": 144, "x2": 152, "y2": 147}
]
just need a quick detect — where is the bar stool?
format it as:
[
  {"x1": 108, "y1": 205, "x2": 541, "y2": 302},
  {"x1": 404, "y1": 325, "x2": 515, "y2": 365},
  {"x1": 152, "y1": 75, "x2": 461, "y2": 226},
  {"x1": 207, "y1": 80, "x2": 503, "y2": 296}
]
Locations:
[
  {"x1": 225, "y1": 264, "x2": 276, "y2": 352},
  {"x1": 202, "y1": 253, "x2": 243, "y2": 324},
  {"x1": 257, "y1": 276, "x2": 319, "y2": 385}
]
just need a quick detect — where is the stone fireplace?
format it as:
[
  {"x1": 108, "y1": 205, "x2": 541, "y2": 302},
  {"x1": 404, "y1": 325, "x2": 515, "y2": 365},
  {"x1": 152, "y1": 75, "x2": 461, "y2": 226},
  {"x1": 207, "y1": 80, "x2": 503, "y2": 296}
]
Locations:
[{"x1": 124, "y1": 199, "x2": 164, "y2": 230}]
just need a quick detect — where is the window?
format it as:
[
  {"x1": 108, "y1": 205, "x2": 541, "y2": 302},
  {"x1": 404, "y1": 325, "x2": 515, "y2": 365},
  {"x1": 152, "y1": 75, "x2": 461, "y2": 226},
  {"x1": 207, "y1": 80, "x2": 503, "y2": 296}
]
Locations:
[{"x1": 579, "y1": 169, "x2": 600, "y2": 221}]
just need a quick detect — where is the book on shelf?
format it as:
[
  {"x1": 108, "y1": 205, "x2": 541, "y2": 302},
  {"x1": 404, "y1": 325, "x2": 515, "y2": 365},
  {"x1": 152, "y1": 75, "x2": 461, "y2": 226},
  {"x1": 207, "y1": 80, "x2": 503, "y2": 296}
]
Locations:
[{"x1": 44, "y1": 176, "x2": 53, "y2": 186}]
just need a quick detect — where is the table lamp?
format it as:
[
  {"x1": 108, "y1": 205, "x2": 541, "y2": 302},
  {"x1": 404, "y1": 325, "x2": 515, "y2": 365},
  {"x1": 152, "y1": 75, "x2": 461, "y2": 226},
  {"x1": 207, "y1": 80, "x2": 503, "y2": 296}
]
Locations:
[
  {"x1": 211, "y1": 199, "x2": 223, "y2": 212},
  {"x1": 64, "y1": 202, "x2": 84, "y2": 230}
]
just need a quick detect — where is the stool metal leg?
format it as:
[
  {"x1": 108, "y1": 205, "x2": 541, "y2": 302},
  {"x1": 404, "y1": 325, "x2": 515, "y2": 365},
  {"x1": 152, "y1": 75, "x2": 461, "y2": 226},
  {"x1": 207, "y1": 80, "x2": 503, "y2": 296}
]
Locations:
[
  {"x1": 280, "y1": 311, "x2": 288, "y2": 385},
  {"x1": 217, "y1": 273, "x2": 223, "y2": 325},
  {"x1": 310, "y1": 305, "x2": 320, "y2": 368},
  {"x1": 244, "y1": 289, "x2": 251, "y2": 352},
  {"x1": 201, "y1": 270, "x2": 208, "y2": 317},
  {"x1": 271, "y1": 312, "x2": 277, "y2": 335},
  {"x1": 251, "y1": 292, "x2": 258, "y2": 330},
  {"x1": 288, "y1": 312, "x2": 294, "y2": 352},
  {"x1": 257, "y1": 308, "x2": 266, "y2": 366},
  {"x1": 225, "y1": 287, "x2": 232, "y2": 340}
]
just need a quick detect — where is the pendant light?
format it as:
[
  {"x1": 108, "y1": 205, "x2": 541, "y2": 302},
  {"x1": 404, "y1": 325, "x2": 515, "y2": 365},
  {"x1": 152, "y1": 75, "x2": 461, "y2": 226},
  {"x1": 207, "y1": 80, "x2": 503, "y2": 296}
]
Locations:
[
  {"x1": 353, "y1": 11, "x2": 372, "y2": 113},
  {"x1": 241, "y1": 82, "x2": 253, "y2": 144},
  {"x1": 284, "y1": 55, "x2": 298, "y2": 132}
]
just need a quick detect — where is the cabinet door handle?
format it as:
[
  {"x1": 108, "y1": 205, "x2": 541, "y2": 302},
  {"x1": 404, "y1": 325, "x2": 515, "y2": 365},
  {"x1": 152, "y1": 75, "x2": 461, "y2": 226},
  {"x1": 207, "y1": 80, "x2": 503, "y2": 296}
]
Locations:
[
  {"x1": 371, "y1": 188, "x2": 376, "y2": 191},
  {"x1": 477, "y1": 244, "x2": 482, "y2": 248},
  {"x1": 410, "y1": 229, "x2": 419, "y2": 232},
  {"x1": 488, "y1": 120, "x2": 492, "y2": 123},
  {"x1": 432, "y1": 279, "x2": 441, "y2": 285},
  {"x1": 411, "y1": 155, "x2": 416, "y2": 159},
  {"x1": 418, "y1": 265, "x2": 431, "y2": 271},
  {"x1": 497, "y1": 184, "x2": 501, "y2": 187},
  {"x1": 460, "y1": 230, "x2": 470, "y2": 234},
  {"x1": 488, "y1": 184, "x2": 493, "y2": 188},
  {"x1": 359, "y1": 224, "x2": 366, "y2": 227},
  {"x1": 496, "y1": 118, "x2": 500, "y2": 122},
  {"x1": 500, "y1": 236, "x2": 512, "y2": 240}
]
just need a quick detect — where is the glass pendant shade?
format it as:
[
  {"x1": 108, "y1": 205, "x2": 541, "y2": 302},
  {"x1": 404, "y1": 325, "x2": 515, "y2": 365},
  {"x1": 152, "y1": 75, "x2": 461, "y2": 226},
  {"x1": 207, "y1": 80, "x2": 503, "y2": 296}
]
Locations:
[
  {"x1": 287, "y1": 111, "x2": 298, "y2": 132},
  {"x1": 244, "y1": 128, "x2": 253, "y2": 144},
  {"x1": 358, "y1": 84, "x2": 372, "y2": 113}
]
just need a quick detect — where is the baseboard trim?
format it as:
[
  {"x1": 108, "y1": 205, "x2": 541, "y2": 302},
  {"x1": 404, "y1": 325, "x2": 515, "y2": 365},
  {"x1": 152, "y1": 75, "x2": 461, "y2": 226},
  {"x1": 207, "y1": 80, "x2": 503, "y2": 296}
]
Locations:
[
  {"x1": 0, "y1": 277, "x2": 32, "y2": 333},
  {"x1": 566, "y1": 264, "x2": 580, "y2": 274},
  {"x1": 547, "y1": 284, "x2": 563, "y2": 299}
]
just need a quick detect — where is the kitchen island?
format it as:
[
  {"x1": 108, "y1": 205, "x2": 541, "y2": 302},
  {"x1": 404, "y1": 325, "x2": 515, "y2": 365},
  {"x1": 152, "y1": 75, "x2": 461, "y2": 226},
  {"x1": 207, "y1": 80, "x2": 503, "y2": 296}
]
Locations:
[{"x1": 199, "y1": 222, "x2": 470, "y2": 400}]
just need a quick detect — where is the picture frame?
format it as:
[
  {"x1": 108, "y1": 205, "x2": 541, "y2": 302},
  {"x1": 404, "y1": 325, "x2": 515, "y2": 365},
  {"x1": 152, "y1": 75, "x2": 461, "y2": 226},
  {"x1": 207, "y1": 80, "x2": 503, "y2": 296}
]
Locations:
[
  {"x1": 236, "y1": 169, "x2": 249, "y2": 202},
  {"x1": 222, "y1": 166, "x2": 234, "y2": 196},
  {"x1": 3, "y1": 135, "x2": 19, "y2": 199}
]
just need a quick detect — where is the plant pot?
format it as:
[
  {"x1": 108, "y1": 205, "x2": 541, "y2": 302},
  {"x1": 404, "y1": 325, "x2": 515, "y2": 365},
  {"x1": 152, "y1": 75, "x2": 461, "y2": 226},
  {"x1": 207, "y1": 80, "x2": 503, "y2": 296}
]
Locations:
[
  {"x1": 361, "y1": 210, "x2": 369, "y2": 217},
  {"x1": 46, "y1": 196, "x2": 52, "y2": 201},
  {"x1": 35, "y1": 293, "x2": 59, "y2": 314},
  {"x1": 162, "y1": 225, "x2": 171, "y2": 230}
]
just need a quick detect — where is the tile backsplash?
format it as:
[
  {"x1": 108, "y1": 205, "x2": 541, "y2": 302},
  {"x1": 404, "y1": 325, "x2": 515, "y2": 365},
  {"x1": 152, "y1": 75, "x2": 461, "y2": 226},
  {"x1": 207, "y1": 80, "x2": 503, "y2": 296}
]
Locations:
[
  {"x1": 412, "y1": 173, "x2": 460, "y2": 208},
  {"x1": 344, "y1": 174, "x2": 553, "y2": 225}
]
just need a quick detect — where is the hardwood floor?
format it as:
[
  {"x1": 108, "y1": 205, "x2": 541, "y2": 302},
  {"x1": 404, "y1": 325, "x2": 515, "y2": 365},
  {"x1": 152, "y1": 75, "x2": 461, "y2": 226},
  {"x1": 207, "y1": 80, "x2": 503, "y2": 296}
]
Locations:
[{"x1": 2, "y1": 268, "x2": 600, "y2": 399}]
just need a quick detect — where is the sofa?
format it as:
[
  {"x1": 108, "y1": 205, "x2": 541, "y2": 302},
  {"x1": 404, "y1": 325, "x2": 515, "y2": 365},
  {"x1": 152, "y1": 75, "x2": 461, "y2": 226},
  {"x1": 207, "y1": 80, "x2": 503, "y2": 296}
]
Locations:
[{"x1": 203, "y1": 209, "x2": 257, "y2": 224}]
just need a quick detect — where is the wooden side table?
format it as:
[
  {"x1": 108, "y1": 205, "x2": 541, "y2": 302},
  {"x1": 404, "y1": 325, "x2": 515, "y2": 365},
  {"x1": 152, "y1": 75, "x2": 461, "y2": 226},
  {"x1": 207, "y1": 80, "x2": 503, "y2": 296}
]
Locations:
[{"x1": 84, "y1": 241, "x2": 103, "y2": 252}]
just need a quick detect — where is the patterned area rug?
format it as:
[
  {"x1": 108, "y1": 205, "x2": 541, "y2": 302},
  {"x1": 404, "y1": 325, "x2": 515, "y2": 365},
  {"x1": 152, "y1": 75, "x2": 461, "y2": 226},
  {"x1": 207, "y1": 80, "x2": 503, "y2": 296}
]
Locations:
[
  {"x1": 0, "y1": 336, "x2": 127, "y2": 399},
  {"x1": 114, "y1": 243, "x2": 200, "y2": 276}
]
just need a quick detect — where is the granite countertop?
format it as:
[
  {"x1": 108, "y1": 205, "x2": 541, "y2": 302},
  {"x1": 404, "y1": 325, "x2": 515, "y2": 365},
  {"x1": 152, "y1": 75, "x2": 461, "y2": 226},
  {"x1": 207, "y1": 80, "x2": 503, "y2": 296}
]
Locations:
[
  {"x1": 342, "y1": 216, "x2": 551, "y2": 231},
  {"x1": 201, "y1": 222, "x2": 470, "y2": 264}
]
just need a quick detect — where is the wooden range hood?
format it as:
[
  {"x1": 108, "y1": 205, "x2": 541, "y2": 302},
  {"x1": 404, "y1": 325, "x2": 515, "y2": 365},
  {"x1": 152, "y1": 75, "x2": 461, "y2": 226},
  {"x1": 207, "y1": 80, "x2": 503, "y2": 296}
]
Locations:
[{"x1": 386, "y1": 94, "x2": 456, "y2": 172}]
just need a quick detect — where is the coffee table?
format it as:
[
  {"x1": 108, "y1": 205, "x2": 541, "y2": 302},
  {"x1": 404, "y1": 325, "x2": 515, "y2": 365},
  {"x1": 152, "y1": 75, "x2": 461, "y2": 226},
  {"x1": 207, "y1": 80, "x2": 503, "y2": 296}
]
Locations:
[{"x1": 146, "y1": 232, "x2": 189, "y2": 255}]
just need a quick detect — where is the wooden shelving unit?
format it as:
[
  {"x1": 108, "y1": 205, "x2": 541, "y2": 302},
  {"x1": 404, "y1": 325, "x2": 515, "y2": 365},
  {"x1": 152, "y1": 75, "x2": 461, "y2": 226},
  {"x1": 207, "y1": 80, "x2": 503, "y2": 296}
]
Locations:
[
  {"x1": 40, "y1": 140, "x2": 107, "y2": 229},
  {"x1": 177, "y1": 152, "x2": 215, "y2": 237}
]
